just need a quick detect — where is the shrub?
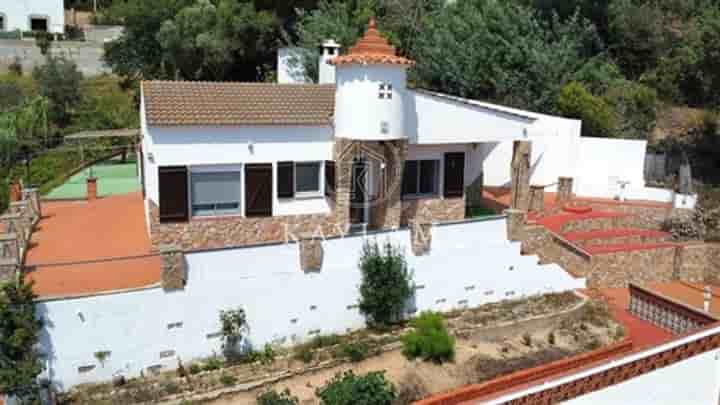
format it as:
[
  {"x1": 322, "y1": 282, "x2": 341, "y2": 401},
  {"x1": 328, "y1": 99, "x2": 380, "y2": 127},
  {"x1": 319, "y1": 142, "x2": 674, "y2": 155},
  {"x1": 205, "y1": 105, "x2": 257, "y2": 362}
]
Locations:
[
  {"x1": 294, "y1": 345, "x2": 315, "y2": 364},
  {"x1": 400, "y1": 311, "x2": 455, "y2": 364},
  {"x1": 188, "y1": 363, "x2": 202, "y2": 375},
  {"x1": 219, "y1": 308, "x2": 247, "y2": 360},
  {"x1": 339, "y1": 342, "x2": 369, "y2": 362},
  {"x1": 34, "y1": 32, "x2": 53, "y2": 55},
  {"x1": 547, "y1": 331, "x2": 556, "y2": 345},
  {"x1": 557, "y1": 81, "x2": 615, "y2": 138},
  {"x1": 316, "y1": 371, "x2": 396, "y2": 405},
  {"x1": 521, "y1": 332, "x2": 532, "y2": 347},
  {"x1": 8, "y1": 57, "x2": 23, "y2": 76},
  {"x1": 604, "y1": 81, "x2": 658, "y2": 139},
  {"x1": 358, "y1": 240, "x2": 414, "y2": 327},
  {"x1": 257, "y1": 388, "x2": 299, "y2": 405},
  {"x1": 395, "y1": 371, "x2": 428, "y2": 405},
  {"x1": 32, "y1": 56, "x2": 83, "y2": 127},
  {"x1": 219, "y1": 372, "x2": 237, "y2": 387},
  {"x1": 202, "y1": 356, "x2": 223, "y2": 372}
]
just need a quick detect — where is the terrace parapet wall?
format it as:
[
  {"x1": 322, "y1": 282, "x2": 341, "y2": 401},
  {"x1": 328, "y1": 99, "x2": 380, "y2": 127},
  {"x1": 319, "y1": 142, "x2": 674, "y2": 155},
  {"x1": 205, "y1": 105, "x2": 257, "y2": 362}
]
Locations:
[
  {"x1": 401, "y1": 196, "x2": 465, "y2": 227},
  {"x1": 628, "y1": 283, "x2": 717, "y2": 335}
]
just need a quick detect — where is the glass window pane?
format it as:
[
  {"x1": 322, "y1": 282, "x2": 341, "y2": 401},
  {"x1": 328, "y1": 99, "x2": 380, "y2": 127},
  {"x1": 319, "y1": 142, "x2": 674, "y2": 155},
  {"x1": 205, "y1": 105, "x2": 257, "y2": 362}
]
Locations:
[
  {"x1": 191, "y1": 172, "x2": 241, "y2": 205},
  {"x1": 296, "y1": 162, "x2": 320, "y2": 193},
  {"x1": 419, "y1": 160, "x2": 438, "y2": 194},
  {"x1": 402, "y1": 161, "x2": 418, "y2": 195}
]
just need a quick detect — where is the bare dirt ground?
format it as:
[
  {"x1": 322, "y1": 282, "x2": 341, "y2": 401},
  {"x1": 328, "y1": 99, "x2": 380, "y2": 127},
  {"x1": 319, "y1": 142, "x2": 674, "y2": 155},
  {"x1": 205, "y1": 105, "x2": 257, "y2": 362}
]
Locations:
[{"x1": 207, "y1": 319, "x2": 617, "y2": 405}]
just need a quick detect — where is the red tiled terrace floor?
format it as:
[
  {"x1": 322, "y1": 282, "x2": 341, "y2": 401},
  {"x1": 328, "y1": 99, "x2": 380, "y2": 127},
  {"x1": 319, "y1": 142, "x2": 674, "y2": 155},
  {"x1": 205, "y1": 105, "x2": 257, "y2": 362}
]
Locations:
[{"x1": 25, "y1": 192, "x2": 160, "y2": 298}]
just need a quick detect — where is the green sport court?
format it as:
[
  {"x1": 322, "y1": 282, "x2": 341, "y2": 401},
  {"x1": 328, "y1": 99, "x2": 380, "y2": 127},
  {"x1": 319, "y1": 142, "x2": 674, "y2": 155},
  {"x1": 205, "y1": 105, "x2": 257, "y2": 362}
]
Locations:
[{"x1": 45, "y1": 156, "x2": 141, "y2": 199}]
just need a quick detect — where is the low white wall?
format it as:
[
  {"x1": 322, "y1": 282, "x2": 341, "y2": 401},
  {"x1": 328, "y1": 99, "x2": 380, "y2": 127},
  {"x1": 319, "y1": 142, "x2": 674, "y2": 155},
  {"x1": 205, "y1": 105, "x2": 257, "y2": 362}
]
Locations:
[
  {"x1": 485, "y1": 325, "x2": 720, "y2": 405},
  {"x1": 37, "y1": 218, "x2": 583, "y2": 390}
]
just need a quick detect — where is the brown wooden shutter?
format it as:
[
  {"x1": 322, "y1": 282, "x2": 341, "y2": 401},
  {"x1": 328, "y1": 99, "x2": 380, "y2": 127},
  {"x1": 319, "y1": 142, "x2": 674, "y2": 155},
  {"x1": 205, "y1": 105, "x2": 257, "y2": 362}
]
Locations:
[
  {"x1": 277, "y1": 161, "x2": 294, "y2": 198},
  {"x1": 325, "y1": 161, "x2": 335, "y2": 197},
  {"x1": 158, "y1": 166, "x2": 188, "y2": 222},
  {"x1": 402, "y1": 160, "x2": 418, "y2": 198},
  {"x1": 245, "y1": 163, "x2": 273, "y2": 217},
  {"x1": 443, "y1": 152, "x2": 465, "y2": 198}
]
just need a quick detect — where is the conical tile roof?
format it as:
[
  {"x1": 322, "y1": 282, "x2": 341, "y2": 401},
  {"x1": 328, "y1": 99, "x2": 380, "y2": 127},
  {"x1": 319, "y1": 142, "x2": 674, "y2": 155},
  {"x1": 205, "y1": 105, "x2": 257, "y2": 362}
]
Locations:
[{"x1": 329, "y1": 17, "x2": 414, "y2": 66}]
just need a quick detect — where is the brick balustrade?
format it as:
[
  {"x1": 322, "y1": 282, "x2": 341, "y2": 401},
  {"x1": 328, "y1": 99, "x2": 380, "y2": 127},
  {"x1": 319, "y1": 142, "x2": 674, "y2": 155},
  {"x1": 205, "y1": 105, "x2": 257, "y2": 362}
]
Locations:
[{"x1": 628, "y1": 283, "x2": 717, "y2": 335}]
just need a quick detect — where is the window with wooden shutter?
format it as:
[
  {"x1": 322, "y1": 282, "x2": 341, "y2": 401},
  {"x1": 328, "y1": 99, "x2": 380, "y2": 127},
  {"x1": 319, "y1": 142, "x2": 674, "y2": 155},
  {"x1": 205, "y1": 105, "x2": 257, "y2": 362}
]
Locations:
[
  {"x1": 158, "y1": 166, "x2": 188, "y2": 223},
  {"x1": 325, "y1": 161, "x2": 335, "y2": 197},
  {"x1": 245, "y1": 164, "x2": 273, "y2": 217},
  {"x1": 277, "y1": 161, "x2": 294, "y2": 199},
  {"x1": 443, "y1": 152, "x2": 465, "y2": 198}
]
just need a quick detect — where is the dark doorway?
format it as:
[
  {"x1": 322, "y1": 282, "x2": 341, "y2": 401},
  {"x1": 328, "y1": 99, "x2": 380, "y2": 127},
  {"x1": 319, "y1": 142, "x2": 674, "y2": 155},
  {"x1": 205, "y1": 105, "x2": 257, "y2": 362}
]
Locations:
[
  {"x1": 245, "y1": 164, "x2": 272, "y2": 217},
  {"x1": 350, "y1": 158, "x2": 368, "y2": 225},
  {"x1": 30, "y1": 17, "x2": 48, "y2": 32}
]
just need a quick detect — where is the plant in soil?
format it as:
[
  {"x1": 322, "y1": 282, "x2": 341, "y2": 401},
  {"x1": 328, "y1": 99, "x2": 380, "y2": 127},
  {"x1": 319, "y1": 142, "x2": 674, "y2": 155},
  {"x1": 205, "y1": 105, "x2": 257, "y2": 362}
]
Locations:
[
  {"x1": 358, "y1": 240, "x2": 414, "y2": 328},
  {"x1": 401, "y1": 311, "x2": 456, "y2": 364},
  {"x1": 257, "y1": 388, "x2": 300, "y2": 405},
  {"x1": 219, "y1": 308, "x2": 247, "y2": 361},
  {"x1": 316, "y1": 371, "x2": 396, "y2": 405}
]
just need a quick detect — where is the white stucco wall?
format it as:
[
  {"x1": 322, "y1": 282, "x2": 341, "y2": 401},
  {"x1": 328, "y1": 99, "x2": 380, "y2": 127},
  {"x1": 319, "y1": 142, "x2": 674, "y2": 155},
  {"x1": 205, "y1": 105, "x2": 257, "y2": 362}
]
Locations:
[
  {"x1": 36, "y1": 218, "x2": 584, "y2": 389},
  {"x1": 141, "y1": 124, "x2": 334, "y2": 217},
  {"x1": 484, "y1": 325, "x2": 720, "y2": 405},
  {"x1": 1, "y1": 0, "x2": 64, "y2": 34},
  {"x1": 335, "y1": 65, "x2": 408, "y2": 140},
  {"x1": 407, "y1": 91, "x2": 536, "y2": 145},
  {"x1": 574, "y1": 137, "x2": 647, "y2": 198}
]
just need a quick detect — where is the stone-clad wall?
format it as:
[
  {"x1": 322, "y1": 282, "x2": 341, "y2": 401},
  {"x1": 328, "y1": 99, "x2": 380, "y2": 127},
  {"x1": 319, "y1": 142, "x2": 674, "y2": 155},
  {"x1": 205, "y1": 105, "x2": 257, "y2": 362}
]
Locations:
[
  {"x1": 587, "y1": 247, "x2": 677, "y2": 288},
  {"x1": 580, "y1": 201, "x2": 672, "y2": 229},
  {"x1": 149, "y1": 201, "x2": 338, "y2": 251},
  {"x1": 400, "y1": 196, "x2": 465, "y2": 226}
]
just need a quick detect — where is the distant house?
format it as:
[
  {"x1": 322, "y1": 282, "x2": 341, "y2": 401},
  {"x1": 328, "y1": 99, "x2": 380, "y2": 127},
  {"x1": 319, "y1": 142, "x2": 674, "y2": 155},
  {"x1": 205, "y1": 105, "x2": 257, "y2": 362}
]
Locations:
[{"x1": 1, "y1": 0, "x2": 65, "y2": 35}]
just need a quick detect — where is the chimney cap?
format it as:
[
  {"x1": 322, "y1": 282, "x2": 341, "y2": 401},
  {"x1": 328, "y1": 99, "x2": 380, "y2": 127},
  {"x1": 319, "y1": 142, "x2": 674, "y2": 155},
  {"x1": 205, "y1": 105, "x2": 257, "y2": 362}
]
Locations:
[{"x1": 321, "y1": 39, "x2": 341, "y2": 49}]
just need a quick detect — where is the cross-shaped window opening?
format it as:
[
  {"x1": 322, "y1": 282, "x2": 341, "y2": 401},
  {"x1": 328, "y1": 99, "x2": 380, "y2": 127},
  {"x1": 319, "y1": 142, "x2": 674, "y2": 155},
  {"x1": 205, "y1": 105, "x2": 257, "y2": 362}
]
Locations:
[{"x1": 379, "y1": 83, "x2": 393, "y2": 99}]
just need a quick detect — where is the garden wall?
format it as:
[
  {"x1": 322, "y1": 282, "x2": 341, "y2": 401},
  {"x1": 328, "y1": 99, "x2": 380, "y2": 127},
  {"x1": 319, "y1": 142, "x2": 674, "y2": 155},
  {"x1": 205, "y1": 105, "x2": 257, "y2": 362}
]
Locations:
[{"x1": 35, "y1": 217, "x2": 585, "y2": 390}]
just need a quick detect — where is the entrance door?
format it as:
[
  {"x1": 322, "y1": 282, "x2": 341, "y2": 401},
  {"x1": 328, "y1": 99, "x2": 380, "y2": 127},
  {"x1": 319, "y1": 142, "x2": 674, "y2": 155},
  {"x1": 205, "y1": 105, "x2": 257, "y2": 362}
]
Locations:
[{"x1": 350, "y1": 158, "x2": 369, "y2": 225}]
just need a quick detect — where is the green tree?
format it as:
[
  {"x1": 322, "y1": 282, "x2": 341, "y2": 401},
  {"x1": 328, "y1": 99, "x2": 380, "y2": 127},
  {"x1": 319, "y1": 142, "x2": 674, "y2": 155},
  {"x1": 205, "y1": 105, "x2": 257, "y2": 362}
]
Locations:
[
  {"x1": 604, "y1": 81, "x2": 657, "y2": 139},
  {"x1": 316, "y1": 371, "x2": 396, "y2": 405},
  {"x1": 32, "y1": 57, "x2": 83, "y2": 128},
  {"x1": 557, "y1": 81, "x2": 614, "y2": 137},
  {"x1": 357, "y1": 240, "x2": 413, "y2": 327},
  {"x1": 0, "y1": 278, "x2": 44, "y2": 403},
  {"x1": 608, "y1": 0, "x2": 666, "y2": 79},
  {"x1": 412, "y1": 0, "x2": 601, "y2": 113}
]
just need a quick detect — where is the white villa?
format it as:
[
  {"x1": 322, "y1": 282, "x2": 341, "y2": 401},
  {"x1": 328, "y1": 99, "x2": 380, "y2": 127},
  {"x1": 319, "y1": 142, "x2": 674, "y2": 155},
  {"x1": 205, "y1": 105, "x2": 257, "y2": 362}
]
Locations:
[{"x1": 0, "y1": 0, "x2": 64, "y2": 34}]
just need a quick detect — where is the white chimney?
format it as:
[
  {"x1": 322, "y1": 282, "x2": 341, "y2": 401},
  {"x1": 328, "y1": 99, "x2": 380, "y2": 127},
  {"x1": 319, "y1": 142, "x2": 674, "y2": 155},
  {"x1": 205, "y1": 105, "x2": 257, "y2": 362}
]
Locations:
[{"x1": 319, "y1": 39, "x2": 340, "y2": 84}]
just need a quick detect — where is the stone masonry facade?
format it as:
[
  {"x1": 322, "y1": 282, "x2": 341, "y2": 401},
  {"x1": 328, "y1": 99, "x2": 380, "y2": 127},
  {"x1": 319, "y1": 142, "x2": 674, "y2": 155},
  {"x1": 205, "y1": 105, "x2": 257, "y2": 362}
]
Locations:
[{"x1": 150, "y1": 138, "x2": 471, "y2": 252}]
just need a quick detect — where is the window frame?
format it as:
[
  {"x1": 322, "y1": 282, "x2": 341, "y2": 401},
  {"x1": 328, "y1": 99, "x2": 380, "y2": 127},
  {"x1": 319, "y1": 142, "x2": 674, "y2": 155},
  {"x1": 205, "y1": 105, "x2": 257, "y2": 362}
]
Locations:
[
  {"x1": 378, "y1": 82, "x2": 393, "y2": 100},
  {"x1": 277, "y1": 161, "x2": 324, "y2": 200},
  {"x1": 28, "y1": 15, "x2": 49, "y2": 32},
  {"x1": 402, "y1": 159, "x2": 440, "y2": 199},
  {"x1": 189, "y1": 167, "x2": 243, "y2": 218}
]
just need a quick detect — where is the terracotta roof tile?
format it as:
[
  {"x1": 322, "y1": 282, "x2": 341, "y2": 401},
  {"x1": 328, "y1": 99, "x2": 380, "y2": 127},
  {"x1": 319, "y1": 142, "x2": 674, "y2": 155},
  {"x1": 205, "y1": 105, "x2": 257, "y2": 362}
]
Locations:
[
  {"x1": 330, "y1": 17, "x2": 414, "y2": 67},
  {"x1": 142, "y1": 81, "x2": 336, "y2": 126}
]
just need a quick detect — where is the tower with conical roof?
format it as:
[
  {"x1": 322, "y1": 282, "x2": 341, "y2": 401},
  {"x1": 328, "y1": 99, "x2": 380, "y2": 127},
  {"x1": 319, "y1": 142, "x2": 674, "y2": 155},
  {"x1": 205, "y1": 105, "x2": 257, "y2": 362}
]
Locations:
[{"x1": 329, "y1": 17, "x2": 414, "y2": 141}]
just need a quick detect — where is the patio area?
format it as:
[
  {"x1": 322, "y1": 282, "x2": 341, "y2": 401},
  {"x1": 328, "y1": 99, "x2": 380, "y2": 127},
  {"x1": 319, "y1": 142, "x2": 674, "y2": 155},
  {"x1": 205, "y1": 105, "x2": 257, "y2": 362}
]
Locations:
[{"x1": 24, "y1": 192, "x2": 160, "y2": 298}]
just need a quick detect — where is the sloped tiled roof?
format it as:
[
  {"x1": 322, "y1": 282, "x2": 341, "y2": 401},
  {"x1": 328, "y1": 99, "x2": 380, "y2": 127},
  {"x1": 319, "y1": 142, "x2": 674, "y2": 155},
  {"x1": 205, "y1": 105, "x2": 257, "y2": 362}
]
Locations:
[
  {"x1": 142, "y1": 81, "x2": 336, "y2": 126},
  {"x1": 330, "y1": 17, "x2": 414, "y2": 67}
]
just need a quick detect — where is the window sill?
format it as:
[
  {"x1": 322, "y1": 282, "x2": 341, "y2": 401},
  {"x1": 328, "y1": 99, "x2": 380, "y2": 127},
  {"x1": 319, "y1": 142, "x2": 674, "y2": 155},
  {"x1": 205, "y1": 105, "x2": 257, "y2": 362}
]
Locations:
[
  {"x1": 190, "y1": 213, "x2": 245, "y2": 221},
  {"x1": 402, "y1": 194, "x2": 440, "y2": 201},
  {"x1": 279, "y1": 192, "x2": 324, "y2": 201}
]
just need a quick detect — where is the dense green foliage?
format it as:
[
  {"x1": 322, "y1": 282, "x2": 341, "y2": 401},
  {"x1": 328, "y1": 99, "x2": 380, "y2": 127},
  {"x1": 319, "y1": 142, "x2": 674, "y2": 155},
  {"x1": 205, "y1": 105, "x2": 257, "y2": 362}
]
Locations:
[
  {"x1": 0, "y1": 278, "x2": 44, "y2": 403},
  {"x1": 557, "y1": 82, "x2": 615, "y2": 138},
  {"x1": 400, "y1": 311, "x2": 456, "y2": 364},
  {"x1": 357, "y1": 240, "x2": 414, "y2": 327},
  {"x1": 33, "y1": 57, "x2": 84, "y2": 127},
  {"x1": 315, "y1": 371, "x2": 396, "y2": 405}
]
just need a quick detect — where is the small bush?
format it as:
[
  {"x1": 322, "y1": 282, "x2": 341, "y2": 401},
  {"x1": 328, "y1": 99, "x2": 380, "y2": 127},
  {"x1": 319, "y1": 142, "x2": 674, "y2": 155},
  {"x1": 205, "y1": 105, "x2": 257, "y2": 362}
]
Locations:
[
  {"x1": 309, "y1": 334, "x2": 342, "y2": 349},
  {"x1": 339, "y1": 342, "x2": 369, "y2": 362},
  {"x1": 293, "y1": 345, "x2": 315, "y2": 364},
  {"x1": 257, "y1": 388, "x2": 299, "y2": 405},
  {"x1": 394, "y1": 371, "x2": 428, "y2": 405},
  {"x1": 316, "y1": 371, "x2": 396, "y2": 405},
  {"x1": 547, "y1": 331, "x2": 556, "y2": 345},
  {"x1": 219, "y1": 372, "x2": 237, "y2": 387},
  {"x1": 202, "y1": 357, "x2": 223, "y2": 372},
  {"x1": 401, "y1": 311, "x2": 455, "y2": 364},
  {"x1": 521, "y1": 332, "x2": 532, "y2": 347},
  {"x1": 188, "y1": 363, "x2": 202, "y2": 375}
]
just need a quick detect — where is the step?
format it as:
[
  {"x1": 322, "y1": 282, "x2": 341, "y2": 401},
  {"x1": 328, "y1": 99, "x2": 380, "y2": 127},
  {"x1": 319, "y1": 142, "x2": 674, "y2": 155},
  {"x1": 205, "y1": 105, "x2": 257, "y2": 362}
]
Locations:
[
  {"x1": 535, "y1": 210, "x2": 629, "y2": 233},
  {"x1": 562, "y1": 228, "x2": 672, "y2": 248},
  {"x1": 584, "y1": 242, "x2": 678, "y2": 255}
]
